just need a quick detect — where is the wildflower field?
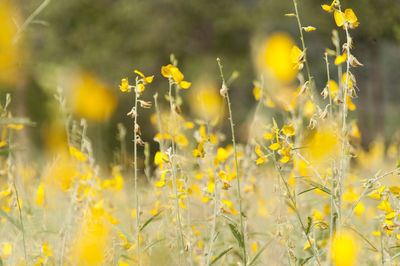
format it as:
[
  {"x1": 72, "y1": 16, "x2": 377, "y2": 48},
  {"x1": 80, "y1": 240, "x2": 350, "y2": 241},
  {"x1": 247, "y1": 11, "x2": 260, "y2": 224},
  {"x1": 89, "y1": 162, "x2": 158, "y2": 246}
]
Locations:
[{"x1": 1, "y1": 0, "x2": 400, "y2": 265}]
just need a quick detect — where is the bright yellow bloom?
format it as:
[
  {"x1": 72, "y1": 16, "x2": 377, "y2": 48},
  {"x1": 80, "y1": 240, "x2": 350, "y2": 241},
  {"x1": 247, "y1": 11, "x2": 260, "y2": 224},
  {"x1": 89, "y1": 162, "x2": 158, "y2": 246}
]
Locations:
[
  {"x1": 161, "y1": 64, "x2": 191, "y2": 89},
  {"x1": 282, "y1": 125, "x2": 295, "y2": 136},
  {"x1": 69, "y1": 72, "x2": 117, "y2": 121},
  {"x1": 134, "y1": 70, "x2": 154, "y2": 84},
  {"x1": 303, "y1": 26, "x2": 316, "y2": 32},
  {"x1": 69, "y1": 147, "x2": 87, "y2": 162},
  {"x1": 335, "y1": 52, "x2": 347, "y2": 65},
  {"x1": 290, "y1": 45, "x2": 304, "y2": 70},
  {"x1": 259, "y1": 32, "x2": 298, "y2": 82},
  {"x1": 119, "y1": 78, "x2": 130, "y2": 92},
  {"x1": 334, "y1": 9, "x2": 359, "y2": 29},
  {"x1": 331, "y1": 231, "x2": 359, "y2": 266},
  {"x1": 321, "y1": 0, "x2": 336, "y2": 13},
  {"x1": 35, "y1": 182, "x2": 44, "y2": 207},
  {"x1": 269, "y1": 142, "x2": 281, "y2": 151}
]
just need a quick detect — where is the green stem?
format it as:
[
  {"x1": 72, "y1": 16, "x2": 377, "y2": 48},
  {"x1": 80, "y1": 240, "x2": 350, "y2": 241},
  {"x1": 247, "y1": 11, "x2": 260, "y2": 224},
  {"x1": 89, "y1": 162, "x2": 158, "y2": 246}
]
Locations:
[
  {"x1": 133, "y1": 81, "x2": 141, "y2": 266},
  {"x1": 292, "y1": 0, "x2": 312, "y2": 85},
  {"x1": 216, "y1": 58, "x2": 247, "y2": 265},
  {"x1": 168, "y1": 78, "x2": 185, "y2": 256}
]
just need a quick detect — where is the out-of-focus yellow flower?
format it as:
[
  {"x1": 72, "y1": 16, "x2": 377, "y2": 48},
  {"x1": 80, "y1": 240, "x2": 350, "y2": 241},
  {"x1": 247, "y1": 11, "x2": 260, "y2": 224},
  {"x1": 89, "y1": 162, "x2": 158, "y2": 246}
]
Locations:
[
  {"x1": 331, "y1": 231, "x2": 359, "y2": 266},
  {"x1": 334, "y1": 9, "x2": 359, "y2": 29},
  {"x1": 189, "y1": 81, "x2": 222, "y2": 123},
  {"x1": 161, "y1": 64, "x2": 191, "y2": 89},
  {"x1": 257, "y1": 32, "x2": 298, "y2": 82},
  {"x1": 1, "y1": 243, "x2": 12, "y2": 259},
  {"x1": 290, "y1": 45, "x2": 304, "y2": 70},
  {"x1": 335, "y1": 52, "x2": 347, "y2": 65},
  {"x1": 69, "y1": 147, "x2": 87, "y2": 162},
  {"x1": 35, "y1": 182, "x2": 45, "y2": 207},
  {"x1": 302, "y1": 124, "x2": 339, "y2": 174},
  {"x1": 70, "y1": 217, "x2": 111, "y2": 265},
  {"x1": 0, "y1": 2, "x2": 23, "y2": 86},
  {"x1": 69, "y1": 72, "x2": 117, "y2": 121}
]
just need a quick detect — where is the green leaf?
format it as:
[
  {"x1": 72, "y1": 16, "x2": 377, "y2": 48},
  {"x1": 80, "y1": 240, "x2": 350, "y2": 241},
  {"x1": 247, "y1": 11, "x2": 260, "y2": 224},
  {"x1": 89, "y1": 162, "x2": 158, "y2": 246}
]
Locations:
[
  {"x1": 139, "y1": 211, "x2": 163, "y2": 232},
  {"x1": 248, "y1": 239, "x2": 273, "y2": 266},
  {"x1": 209, "y1": 247, "x2": 233, "y2": 265},
  {"x1": 228, "y1": 224, "x2": 244, "y2": 249},
  {"x1": 302, "y1": 180, "x2": 331, "y2": 195},
  {"x1": 305, "y1": 216, "x2": 312, "y2": 235}
]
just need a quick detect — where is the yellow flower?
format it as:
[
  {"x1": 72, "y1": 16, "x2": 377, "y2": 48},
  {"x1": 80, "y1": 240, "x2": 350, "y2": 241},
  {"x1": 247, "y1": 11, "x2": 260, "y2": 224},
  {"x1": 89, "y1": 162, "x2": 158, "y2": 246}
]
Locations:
[
  {"x1": 1, "y1": 243, "x2": 12, "y2": 259},
  {"x1": 331, "y1": 231, "x2": 359, "y2": 266},
  {"x1": 255, "y1": 145, "x2": 265, "y2": 165},
  {"x1": 282, "y1": 125, "x2": 295, "y2": 136},
  {"x1": 258, "y1": 32, "x2": 298, "y2": 82},
  {"x1": 253, "y1": 86, "x2": 262, "y2": 101},
  {"x1": 119, "y1": 78, "x2": 130, "y2": 92},
  {"x1": 334, "y1": 9, "x2": 359, "y2": 29},
  {"x1": 334, "y1": 52, "x2": 347, "y2": 65},
  {"x1": 321, "y1": 0, "x2": 336, "y2": 13},
  {"x1": 290, "y1": 45, "x2": 304, "y2": 70},
  {"x1": 303, "y1": 26, "x2": 316, "y2": 32},
  {"x1": 134, "y1": 70, "x2": 154, "y2": 84},
  {"x1": 161, "y1": 64, "x2": 191, "y2": 89},
  {"x1": 0, "y1": 2, "x2": 23, "y2": 86},
  {"x1": 69, "y1": 146, "x2": 87, "y2": 162},
  {"x1": 69, "y1": 72, "x2": 117, "y2": 121},
  {"x1": 189, "y1": 81, "x2": 222, "y2": 123},
  {"x1": 377, "y1": 198, "x2": 393, "y2": 214},
  {"x1": 269, "y1": 142, "x2": 281, "y2": 151},
  {"x1": 35, "y1": 182, "x2": 45, "y2": 207}
]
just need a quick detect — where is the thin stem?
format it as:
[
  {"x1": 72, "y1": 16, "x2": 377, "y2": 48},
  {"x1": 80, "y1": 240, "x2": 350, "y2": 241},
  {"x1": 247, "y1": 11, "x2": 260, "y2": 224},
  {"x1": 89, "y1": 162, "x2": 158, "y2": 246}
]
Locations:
[
  {"x1": 13, "y1": 0, "x2": 52, "y2": 44},
  {"x1": 168, "y1": 78, "x2": 185, "y2": 255},
  {"x1": 216, "y1": 58, "x2": 247, "y2": 265},
  {"x1": 292, "y1": 0, "x2": 312, "y2": 85},
  {"x1": 8, "y1": 129, "x2": 27, "y2": 261},
  {"x1": 337, "y1": 6, "x2": 352, "y2": 230},
  {"x1": 324, "y1": 53, "x2": 333, "y2": 119},
  {"x1": 206, "y1": 163, "x2": 220, "y2": 265},
  {"x1": 133, "y1": 81, "x2": 141, "y2": 266}
]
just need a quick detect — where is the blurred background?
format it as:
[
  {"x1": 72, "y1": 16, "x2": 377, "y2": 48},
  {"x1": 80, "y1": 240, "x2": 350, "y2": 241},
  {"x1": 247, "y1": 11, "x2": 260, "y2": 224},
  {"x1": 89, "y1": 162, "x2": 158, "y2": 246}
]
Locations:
[{"x1": 2, "y1": 0, "x2": 400, "y2": 166}]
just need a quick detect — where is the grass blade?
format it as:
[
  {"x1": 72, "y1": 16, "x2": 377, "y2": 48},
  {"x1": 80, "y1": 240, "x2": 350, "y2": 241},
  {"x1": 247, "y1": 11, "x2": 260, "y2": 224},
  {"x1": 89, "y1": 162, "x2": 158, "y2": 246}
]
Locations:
[{"x1": 209, "y1": 247, "x2": 233, "y2": 265}]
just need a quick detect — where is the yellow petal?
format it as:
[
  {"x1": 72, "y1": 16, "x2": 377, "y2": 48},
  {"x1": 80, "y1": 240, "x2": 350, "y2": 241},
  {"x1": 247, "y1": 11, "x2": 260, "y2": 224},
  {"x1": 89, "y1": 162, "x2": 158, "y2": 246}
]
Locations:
[
  {"x1": 334, "y1": 10, "x2": 345, "y2": 27},
  {"x1": 303, "y1": 26, "x2": 316, "y2": 32},
  {"x1": 161, "y1": 64, "x2": 173, "y2": 77},
  {"x1": 269, "y1": 142, "x2": 281, "y2": 151},
  {"x1": 334, "y1": 52, "x2": 347, "y2": 65},
  {"x1": 321, "y1": 4, "x2": 333, "y2": 12},
  {"x1": 344, "y1": 8, "x2": 357, "y2": 23},
  {"x1": 144, "y1": 75, "x2": 154, "y2": 84},
  {"x1": 179, "y1": 80, "x2": 191, "y2": 89},
  {"x1": 134, "y1": 70, "x2": 145, "y2": 78}
]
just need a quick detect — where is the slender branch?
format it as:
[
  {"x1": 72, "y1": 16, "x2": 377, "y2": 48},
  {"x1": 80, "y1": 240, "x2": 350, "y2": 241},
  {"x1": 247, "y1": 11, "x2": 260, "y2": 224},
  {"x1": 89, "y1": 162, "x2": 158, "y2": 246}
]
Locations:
[{"x1": 216, "y1": 58, "x2": 247, "y2": 265}]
